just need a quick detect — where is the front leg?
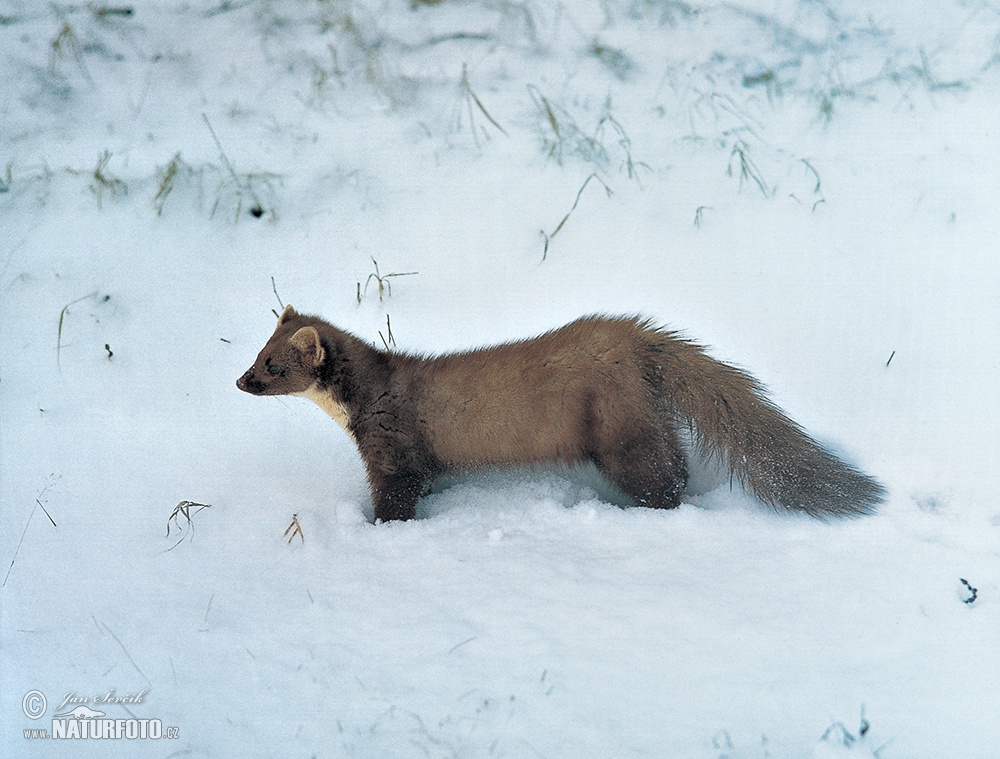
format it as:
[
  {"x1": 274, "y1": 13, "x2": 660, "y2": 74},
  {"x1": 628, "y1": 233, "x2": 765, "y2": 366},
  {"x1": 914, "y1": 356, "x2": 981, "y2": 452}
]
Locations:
[
  {"x1": 369, "y1": 469, "x2": 428, "y2": 522},
  {"x1": 355, "y1": 403, "x2": 437, "y2": 522}
]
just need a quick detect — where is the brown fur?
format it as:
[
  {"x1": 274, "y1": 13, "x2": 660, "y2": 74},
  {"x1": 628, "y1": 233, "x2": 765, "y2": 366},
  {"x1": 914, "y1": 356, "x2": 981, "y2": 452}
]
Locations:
[{"x1": 237, "y1": 306, "x2": 884, "y2": 522}]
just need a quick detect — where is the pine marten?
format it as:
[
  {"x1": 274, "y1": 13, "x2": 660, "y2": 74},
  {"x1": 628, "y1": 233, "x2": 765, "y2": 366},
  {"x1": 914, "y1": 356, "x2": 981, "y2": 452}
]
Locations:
[{"x1": 237, "y1": 306, "x2": 884, "y2": 522}]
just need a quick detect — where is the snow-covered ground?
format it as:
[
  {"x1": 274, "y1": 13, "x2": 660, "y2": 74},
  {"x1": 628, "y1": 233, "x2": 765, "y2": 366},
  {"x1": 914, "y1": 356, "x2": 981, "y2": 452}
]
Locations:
[{"x1": 2, "y1": 1, "x2": 999, "y2": 756}]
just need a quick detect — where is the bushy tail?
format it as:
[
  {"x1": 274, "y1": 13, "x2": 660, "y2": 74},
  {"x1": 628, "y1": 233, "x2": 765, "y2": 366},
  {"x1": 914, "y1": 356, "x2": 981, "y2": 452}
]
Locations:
[{"x1": 648, "y1": 331, "x2": 885, "y2": 516}]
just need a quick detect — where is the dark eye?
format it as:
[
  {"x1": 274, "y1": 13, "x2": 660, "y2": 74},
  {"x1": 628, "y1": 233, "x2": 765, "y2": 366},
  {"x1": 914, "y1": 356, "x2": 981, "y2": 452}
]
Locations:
[{"x1": 267, "y1": 364, "x2": 282, "y2": 376}]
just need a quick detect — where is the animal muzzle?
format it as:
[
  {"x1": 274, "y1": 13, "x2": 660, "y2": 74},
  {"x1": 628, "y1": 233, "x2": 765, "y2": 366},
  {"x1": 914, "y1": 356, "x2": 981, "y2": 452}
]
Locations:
[{"x1": 236, "y1": 368, "x2": 262, "y2": 394}]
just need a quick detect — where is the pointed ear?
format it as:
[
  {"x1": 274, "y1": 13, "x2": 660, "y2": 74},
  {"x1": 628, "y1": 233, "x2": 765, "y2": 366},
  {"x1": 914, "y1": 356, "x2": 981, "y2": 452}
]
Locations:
[
  {"x1": 290, "y1": 326, "x2": 325, "y2": 366},
  {"x1": 278, "y1": 304, "x2": 298, "y2": 325}
]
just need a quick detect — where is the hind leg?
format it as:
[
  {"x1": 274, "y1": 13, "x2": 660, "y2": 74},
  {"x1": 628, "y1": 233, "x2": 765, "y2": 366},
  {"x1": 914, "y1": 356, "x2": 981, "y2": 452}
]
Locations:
[{"x1": 592, "y1": 427, "x2": 688, "y2": 510}]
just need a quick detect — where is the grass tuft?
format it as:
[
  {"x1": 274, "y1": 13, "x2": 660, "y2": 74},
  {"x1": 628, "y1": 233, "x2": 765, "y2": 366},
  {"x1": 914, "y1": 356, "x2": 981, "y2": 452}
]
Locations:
[
  {"x1": 89, "y1": 150, "x2": 128, "y2": 207},
  {"x1": 528, "y1": 86, "x2": 604, "y2": 167},
  {"x1": 817, "y1": 706, "x2": 893, "y2": 757},
  {"x1": 528, "y1": 88, "x2": 648, "y2": 189},
  {"x1": 154, "y1": 152, "x2": 192, "y2": 216},
  {"x1": 594, "y1": 113, "x2": 651, "y2": 186},
  {"x1": 638, "y1": 0, "x2": 697, "y2": 27},
  {"x1": 452, "y1": 63, "x2": 508, "y2": 149},
  {"x1": 49, "y1": 21, "x2": 93, "y2": 85},
  {"x1": 589, "y1": 40, "x2": 635, "y2": 81},
  {"x1": 203, "y1": 114, "x2": 279, "y2": 222},
  {"x1": 360, "y1": 258, "x2": 418, "y2": 302},
  {"x1": 164, "y1": 501, "x2": 211, "y2": 552},
  {"x1": 727, "y1": 139, "x2": 771, "y2": 197}
]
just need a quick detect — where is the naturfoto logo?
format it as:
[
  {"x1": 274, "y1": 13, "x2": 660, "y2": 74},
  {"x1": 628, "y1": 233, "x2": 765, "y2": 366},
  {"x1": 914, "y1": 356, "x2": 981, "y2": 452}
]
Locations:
[{"x1": 20, "y1": 689, "x2": 180, "y2": 741}]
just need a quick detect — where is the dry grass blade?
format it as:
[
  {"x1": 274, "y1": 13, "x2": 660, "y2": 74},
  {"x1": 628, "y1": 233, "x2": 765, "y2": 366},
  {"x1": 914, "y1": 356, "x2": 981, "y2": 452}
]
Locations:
[
  {"x1": 2, "y1": 476, "x2": 60, "y2": 588},
  {"x1": 164, "y1": 500, "x2": 211, "y2": 551},
  {"x1": 96, "y1": 619, "x2": 151, "y2": 687},
  {"x1": 203, "y1": 114, "x2": 238, "y2": 180},
  {"x1": 91, "y1": 6, "x2": 135, "y2": 20},
  {"x1": 363, "y1": 258, "x2": 418, "y2": 301},
  {"x1": 457, "y1": 63, "x2": 508, "y2": 148},
  {"x1": 271, "y1": 276, "x2": 284, "y2": 311},
  {"x1": 57, "y1": 291, "x2": 100, "y2": 370},
  {"x1": 800, "y1": 158, "x2": 822, "y2": 193},
  {"x1": 541, "y1": 173, "x2": 612, "y2": 260},
  {"x1": 49, "y1": 22, "x2": 94, "y2": 85},
  {"x1": 528, "y1": 85, "x2": 573, "y2": 164},
  {"x1": 202, "y1": 114, "x2": 274, "y2": 221},
  {"x1": 166, "y1": 500, "x2": 211, "y2": 536},
  {"x1": 595, "y1": 113, "x2": 651, "y2": 186},
  {"x1": 529, "y1": 86, "x2": 561, "y2": 141},
  {"x1": 378, "y1": 314, "x2": 396, "y2": 350},
  {"x1": 284, "y1": 513, "x2": 304, "y2": 544},
  {"x1": 90, "y1": 150, "x2": 128, "y2": 207},
  {"x1": 153, "y1": 152, "x2": 192, "y2": 216},
  {"x1": 728, "y1": 140, "x2": 771, "y2": 197}
]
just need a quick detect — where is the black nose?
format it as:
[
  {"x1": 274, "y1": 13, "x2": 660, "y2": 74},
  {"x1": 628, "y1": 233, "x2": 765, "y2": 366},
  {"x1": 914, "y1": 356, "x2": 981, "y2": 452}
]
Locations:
[{"x1": 236, "y1": 369, "x2": 253, "y2": 391}]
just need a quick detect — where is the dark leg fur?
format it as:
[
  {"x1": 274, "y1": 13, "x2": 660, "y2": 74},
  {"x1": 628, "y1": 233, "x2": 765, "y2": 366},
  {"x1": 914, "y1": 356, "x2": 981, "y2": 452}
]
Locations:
[
  {"x1": 592, "y1": 428, "x2": 688, "y2": 510},
  {"x1": 369, "y1": 470, "x2": 428, "y2": 522}
]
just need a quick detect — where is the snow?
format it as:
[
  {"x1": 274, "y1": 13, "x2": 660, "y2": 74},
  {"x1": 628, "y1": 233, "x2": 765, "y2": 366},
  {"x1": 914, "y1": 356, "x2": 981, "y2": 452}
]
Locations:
[{"x1": 1, "y1": 0, "x2": 999, "y2": 756}]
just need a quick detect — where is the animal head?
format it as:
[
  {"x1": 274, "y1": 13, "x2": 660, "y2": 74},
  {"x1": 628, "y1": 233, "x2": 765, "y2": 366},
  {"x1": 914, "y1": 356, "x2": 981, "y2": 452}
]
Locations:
[{"x1": 237, "y1": 305, "x2": 326, "y2": 396}]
